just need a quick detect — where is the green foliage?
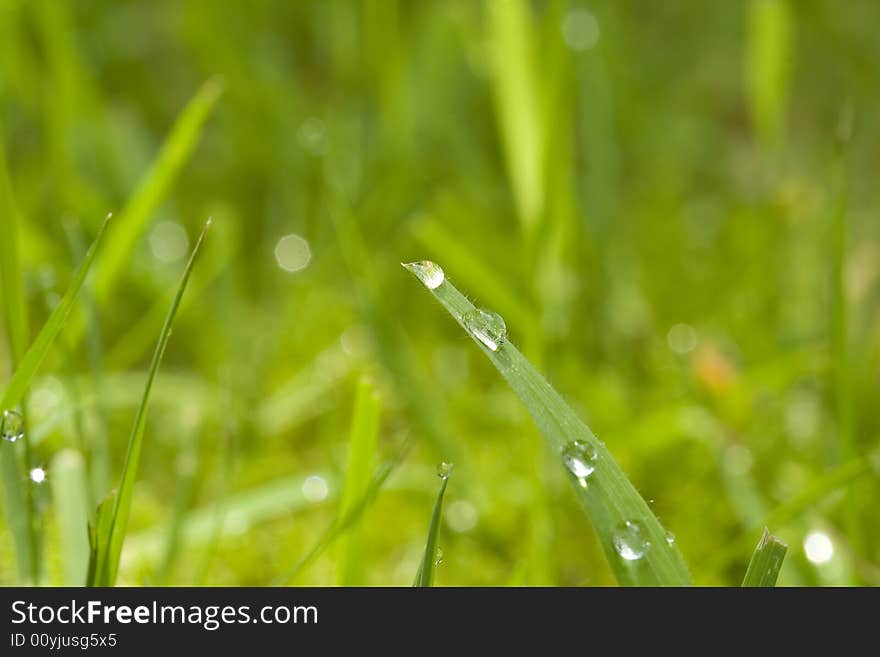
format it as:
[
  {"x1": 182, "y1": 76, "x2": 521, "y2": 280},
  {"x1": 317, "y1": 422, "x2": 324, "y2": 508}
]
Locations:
[
  {"x1": 742, "y1": 528, "x2": 788, "y2": 587},
  {"x1": 1, "y1": 0, "x2": 879, "y2": 587}
]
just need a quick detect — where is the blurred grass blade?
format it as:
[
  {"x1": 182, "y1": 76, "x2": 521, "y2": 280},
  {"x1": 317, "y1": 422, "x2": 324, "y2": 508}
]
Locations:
[
  {"x1": 86, "y1": 489, "x2": 116, "y2": 586},
  {"x1": 95, "y1": 220, "x2": 211, "y2": 586},
  {"x1": 0, "y1": 127, "x2": 29, "y2": 361},
  {"x1": 50, "y1": 449, "x2": 90, "y2": 585},
  {"x1": 337, "y1": 378, "x2": 381, "y2": 586},
  {"x1": 0, "y1": 440, "x2": 33, "y2": 581},
  {"x1": 413, "y1": 465, "x2": 451, "y2": 587},
  {"x1": 0, "y1": 215, "x2": 111, "y2": 412},
  {"x1": 93, "y1": 78, "x2": 222, "y2": 304},
  {"x1": 746, "y1": 0, "x2": 793, "y2": 146},
  {"x1": 487, "y1": 0, "x2": 544, "y2": 231},
  {"x1": 277, "y1": 445, "x2": 408, "y2": 585},
  {"x1": 742, "y1": 528, "x2": 788, "y2": 587},
  {"x1": 404, "y1": 263, "x2": 691, "y2": 586}
]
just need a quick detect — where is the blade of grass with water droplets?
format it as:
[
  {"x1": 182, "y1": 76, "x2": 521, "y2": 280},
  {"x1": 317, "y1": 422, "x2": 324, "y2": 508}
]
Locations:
[
  {"x1": 404, "y1": 263, "x2": 691, "y2": 586},
  {"x1": 94, "y1": 220, "x2": 210, "y2": 586},
  {"x1": 413, "y1": 466, "x2": 451, "y2": 587},
  {"x1": 742, "y1": 528, "x2": 788, "y2": 587},
  {"x1": 337, "y1": 378, "x2": 380, "y2": 586},
  {"x1": 0, "y1": 132, "x2": 36, "y2": 583}
]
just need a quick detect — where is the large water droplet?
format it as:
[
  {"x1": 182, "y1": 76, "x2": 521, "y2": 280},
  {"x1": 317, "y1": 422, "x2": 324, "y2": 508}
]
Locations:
[
  {"x1": 665, "y1": 531, "x2": 676, "y2": 546},
  {"x1": 463, "y1": 308, "x2": 507, "y2": 352},
  {"x1": 613, "y1": 520, "x2": 650, "y2": 561},
  {"x1": 402, "y1": 261, "x2": 445, "y2": 290},
  {"x1": 437, "y1": 461, "x2": 452, "y2": 480},
  {"x1": 562, "y1": 441, "x2": 598, "y2": 487},
  {"x1": 435, "y1": 546, "x2": 443, "y2": 566},
  {"x1": 29, "y1": 467, "x2": 46, "y2": 485},
  {"x1": 1, "y1": 410, "x2": 24, "y2": 443}
]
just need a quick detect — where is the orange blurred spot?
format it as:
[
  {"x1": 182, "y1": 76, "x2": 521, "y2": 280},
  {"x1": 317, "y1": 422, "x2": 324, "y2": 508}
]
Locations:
[{"x1": 691, "y1": 344, "x2": 737, "y2": 394}]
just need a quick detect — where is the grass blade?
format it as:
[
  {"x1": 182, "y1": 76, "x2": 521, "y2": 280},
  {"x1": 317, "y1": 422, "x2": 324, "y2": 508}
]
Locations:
[
  {"x1": 404, "y1": 262, "x2": 691, "y2": 586},
  {"x1": 337, "y1": 378, "x2": 381, "y2": 586},
  {"x1": 50, "y1": 449, "x2": 90, "y2": 585},
  {"x1": 93, "y1": 78, "x2": 222, "y2": 304},
  {"x1": 742, "y1": 528, "x2": 788, "y2": 587},
  {"x1": 487, "y1": 0, "x2": 544, "y2": 231},
  {"x1": 413, "y1": 465, "x2": 451, "y2": 587},
  {"x1": 0, "y1": 215, "x2": 111, "y2": 412},
  {"x1": 277, "y1": 445, "x2": 408, "y2": 585},
  {"x1": 0, "y1": 439, "x2": 33, "y2": 581},
  {"x1": 93, "y1": 220, "x2": 211, "y2": 586},
  {"x1": 0, "y1": 126, "x2": 29, "y2": 362},
  {"x1": 86, "y1": 489, "x2": 116, "y2": 586}
]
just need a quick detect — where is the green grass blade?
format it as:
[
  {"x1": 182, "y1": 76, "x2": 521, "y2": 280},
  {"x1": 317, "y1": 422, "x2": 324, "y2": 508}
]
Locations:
[
  {"x1": 95, "y1": 220, "x2": 211, "y2": 586},
  {"x1": 0, "y1": 215, "x2": 111, "y2": 412},
  {"x1": 93, "y1": 79, "x2": 222, "y2": 304},
  {"x1": 337, "y1": 378, "x2": 381, "y2": 586},
  {"x1": 742, "y1": 528, "x2": 788, "y2": 587},
  {"x1": 0, "y1": 441, "x2": 33, "y2": 581},
  {"x1": 404, "y1": 262, "x2": 692, "y2": 586},
  {"x1": 0, "y1": 128, "x2": 30, "y2": 362},
  {"x1": 50, "y1": 449, "x2": 90, "y2": 585},
  {"x1": 745, "y1": 0, "x2": 793, "y2": 147},
  {"x1": 487, "y1": 0, "x2": 544, "y2": 231},
  {"x1": 413, "y1": 466, "x2": 451, "y2": 587},
  {"x1": 277, "y1": 445, "x2": 408, "y2": 585},
  {"x1": 86, "y1": 489, "x2": 116, "y2": 586}
]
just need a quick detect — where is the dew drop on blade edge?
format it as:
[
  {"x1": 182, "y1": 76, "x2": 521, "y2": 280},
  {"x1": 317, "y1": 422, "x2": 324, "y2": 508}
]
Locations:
[
  {"x1": 437, "y1": 461, "x2": 452, "y2": 480},
  {"x1": 562, "y1": 441, "x2": 598, "y2": 481},
  {"x1": 1, "y1": 409, "x2": 24, "y2": 443},
  {"x1": 463, "y1": 308, "x2": 507, "y2": 352},
  {"x1": 402, "y1": 261, "x2": 445, "y2": 290}
]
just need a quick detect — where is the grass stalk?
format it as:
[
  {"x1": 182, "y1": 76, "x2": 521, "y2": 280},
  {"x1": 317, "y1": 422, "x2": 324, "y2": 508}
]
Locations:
[
  {"x1": 404, "y1": 262, "x2": 691, "y2": 586},
  {"x1": 91, "y1": 220, "x2": 211, "y2": 586},
  {"x1": 742, "y1": 528, "x2": 788, "y2": 587}
]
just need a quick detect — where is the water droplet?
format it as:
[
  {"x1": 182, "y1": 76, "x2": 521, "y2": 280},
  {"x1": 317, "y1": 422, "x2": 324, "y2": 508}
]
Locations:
[
  {"x1": 665, "y1": 531, "x2": 676, "y2": 546},
  {"x1": 613, "y1": 520, "x2": 650, "y2": 561},
  {"x1": 29, "y1": 467, "x2": 46, "y2": 484},
  {"x1": 402, "y1": 260, "x2": 445, "y2": 290},
  {"x1": 562, "y1": 441, "x2": 598, "y2": 487},
  {"x1": 301, "y1": 475, "x2": 329, "y2": 502},
  {"x1": 437, "y1": 461, "x2": 452, "y2": 480},
  {"x1": 1, "y1": 410, "x2": 24, "y2": 442},
  {"x1": 275, "y1": 234, "x2": 312, "y2": 273},
  {"x1": 463, "y1": 308, "x2": 507, "y2": 351},
  {"x1": 435, "y1": 547, "x2": 443, "y2": 566}
]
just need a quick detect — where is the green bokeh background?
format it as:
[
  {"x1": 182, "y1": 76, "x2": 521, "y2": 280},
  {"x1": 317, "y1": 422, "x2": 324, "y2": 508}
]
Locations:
[{"x1": 1, "y1": 0, "x2": 879, "y2": 586}]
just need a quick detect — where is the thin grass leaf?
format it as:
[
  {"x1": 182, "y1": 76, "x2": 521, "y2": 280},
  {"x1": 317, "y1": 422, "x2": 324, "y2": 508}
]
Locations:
[
  {"x1": 487, "y1": 0, "x2": 544, "y2": 231},
  {"x1": 706, "y1": 450, "x2": 879, "y2": 573},
  {"x1": 0, "y1": 215, "x2": 111, "y2": 412},
  {"x1": 0, "y1": 208, "x2": 109, "y2": 583},
  {"x1": 745, "y1": 0, "x2": 793, "y2": 146},
  {"x1": 93, "y1": 78, "x2": 222, "y2": 304},
  {"x1": 93, "y1": 220, "x2": 211, "y2": 586},
  {"x1": 86, "y1": 489, "x2": 116, "y2": 587},
  {"x1": 337, "y1": 378, "x2": 381, "y2": 586},
  {"x1": 0, "y1": 439, "x2": 33, "y2": 581},
  {"x1": 413, "y1": 465, "x2": 451, "y2": 587},
  {"x1": 276, "y1": 445, "x2": 408, "y2": 585},
  {"x1": 742, "y1": 528, "x2": 788, "y2": 587},
  {"x1": 50, "y1": 449, "x2": 90, "y2": 585},
  {"x1": 0, "y1": 126, "x2": 30, "y2": 362},
  {"x1": 404, "y1": 262, "x2": 691, "y2": 586}
]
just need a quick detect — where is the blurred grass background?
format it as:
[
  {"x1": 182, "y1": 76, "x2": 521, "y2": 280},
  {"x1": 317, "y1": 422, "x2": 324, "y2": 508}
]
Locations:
[{"x1": 1, "y1": 0, "x2": 879, "y2": 586}]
